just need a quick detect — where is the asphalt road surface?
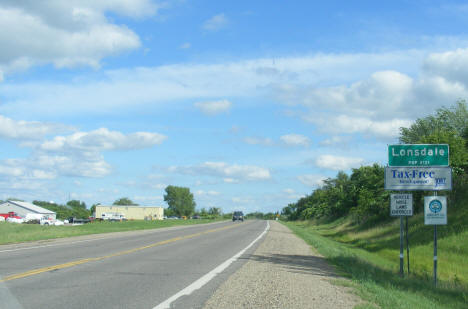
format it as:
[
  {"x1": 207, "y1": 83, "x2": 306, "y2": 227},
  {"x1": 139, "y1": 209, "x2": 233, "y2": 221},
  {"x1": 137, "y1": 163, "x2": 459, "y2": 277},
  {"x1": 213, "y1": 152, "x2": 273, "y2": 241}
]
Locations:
[{"x1": 0, "y1": 220, "x2": 268, "y2": 309}]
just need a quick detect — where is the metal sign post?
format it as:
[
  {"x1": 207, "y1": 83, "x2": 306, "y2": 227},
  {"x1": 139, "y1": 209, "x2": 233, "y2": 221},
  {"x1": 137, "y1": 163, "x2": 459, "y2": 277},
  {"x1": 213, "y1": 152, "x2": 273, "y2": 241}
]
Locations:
[
  {"x1": 400, "y1": 216, "x2": 404, "y2": 277},
  {"x1": 406, "y1": 216, "x2": 410, "y2": 275},
  {"x1": 390, "y1": 193, "x2": 412, "y2": 277},
  {"x1": 434, "y1": 224, "x2": 437, "y2": 286},
  {"x1": 424, "y1": 195, "x2": 447, "y2": 287}
]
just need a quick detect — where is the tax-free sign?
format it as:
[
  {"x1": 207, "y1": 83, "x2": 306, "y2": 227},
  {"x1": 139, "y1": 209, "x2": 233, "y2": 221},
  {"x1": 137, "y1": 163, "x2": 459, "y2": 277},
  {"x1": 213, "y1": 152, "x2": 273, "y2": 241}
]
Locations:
[{"x1": 388, "y1": 144, "x2": 449, "y2": 167}]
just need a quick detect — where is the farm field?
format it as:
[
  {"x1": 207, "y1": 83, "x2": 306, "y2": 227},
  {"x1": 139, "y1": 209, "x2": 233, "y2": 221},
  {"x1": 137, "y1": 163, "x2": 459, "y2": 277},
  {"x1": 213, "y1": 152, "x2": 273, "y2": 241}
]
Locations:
[{"x1": 0, "y1": 219, "x2": 223, "y2": 245}]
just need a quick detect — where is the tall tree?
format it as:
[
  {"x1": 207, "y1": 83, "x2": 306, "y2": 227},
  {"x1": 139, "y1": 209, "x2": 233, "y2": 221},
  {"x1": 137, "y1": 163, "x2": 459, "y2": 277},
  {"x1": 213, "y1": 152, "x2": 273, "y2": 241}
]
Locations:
[
  {"x1": 67, "y1": 200, "x2": 86, "y2": 209},
  {"x1": 163, "y1": 185, "x2": 196, "y2": 217},
  {"x1": 400, "y1": 100, "x2": 468, "y2": 173}
]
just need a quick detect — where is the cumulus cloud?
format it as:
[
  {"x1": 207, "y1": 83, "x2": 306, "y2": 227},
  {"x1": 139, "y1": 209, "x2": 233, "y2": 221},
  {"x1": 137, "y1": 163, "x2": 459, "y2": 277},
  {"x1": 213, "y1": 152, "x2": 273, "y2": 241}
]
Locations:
[
  {"x1": 0, "y1": 1, "x2": 159, "y2": 77},
  {"x1": 423, "y1": 48, "x2": 468, "y2": 85},
  {"x1": 0, "y1": 126, "x2": 166, "y2": 180},
  {"x1": 306, "y1": 115, "x2": 413, "y2": 139},
  {"x1": 194, "y1": 99, "x2": 232, "y2": 115},
  {"x1": 315, "y1": 154, "x2": 364, "y2": 171},
  {"x1": 0, "y1": 115, "x2": 72, "y2": 140},
  {"x1": 203, "y1": 13, "x2": 228, "y2": 31},
  {"x1": 39, "y1": 128, "x2": 166, "y2": 152},
  {"x1": 168, "y1": 161, "x2": 271, "y2": 182},
  {"x1": 280, "y1": 134, "x2": 310, "y2": 147}
]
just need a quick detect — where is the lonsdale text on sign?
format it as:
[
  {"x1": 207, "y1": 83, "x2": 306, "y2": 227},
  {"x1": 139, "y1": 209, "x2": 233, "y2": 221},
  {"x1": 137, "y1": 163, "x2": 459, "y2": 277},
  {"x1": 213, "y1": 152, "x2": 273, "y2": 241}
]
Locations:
[{"x1": 388, "y1": 144, "x2": 449, "y2": 167}]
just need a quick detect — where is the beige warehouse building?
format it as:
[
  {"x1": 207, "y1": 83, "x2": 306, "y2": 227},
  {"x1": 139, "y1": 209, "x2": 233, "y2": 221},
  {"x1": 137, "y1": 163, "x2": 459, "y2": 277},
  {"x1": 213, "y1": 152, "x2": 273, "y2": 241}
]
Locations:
[{"x1": 95, "y1": 205, "x2": 164, "y2": 220}]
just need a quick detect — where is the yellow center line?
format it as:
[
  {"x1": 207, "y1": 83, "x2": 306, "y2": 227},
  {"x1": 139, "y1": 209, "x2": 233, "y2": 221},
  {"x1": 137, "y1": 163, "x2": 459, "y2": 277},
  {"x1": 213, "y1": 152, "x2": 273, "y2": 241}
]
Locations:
[{"x1": 1, "y1": 222, "x2": 246, "y2": 283}]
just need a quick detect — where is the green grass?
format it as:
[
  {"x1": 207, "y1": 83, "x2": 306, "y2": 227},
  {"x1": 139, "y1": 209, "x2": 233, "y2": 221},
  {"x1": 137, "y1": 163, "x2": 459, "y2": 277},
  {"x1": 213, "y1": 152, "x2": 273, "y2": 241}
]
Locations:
[
  {"x1": 283, "y1": 209, "x2": 468, "y2": 309},
  {"x1": 0, "y1": 219, "x2": 223, "y2": 245}
]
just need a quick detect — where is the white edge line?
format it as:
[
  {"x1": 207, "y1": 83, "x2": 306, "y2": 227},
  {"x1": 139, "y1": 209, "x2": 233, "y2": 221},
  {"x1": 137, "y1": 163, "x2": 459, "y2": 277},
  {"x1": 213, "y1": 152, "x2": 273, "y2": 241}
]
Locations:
[{"x1": 153, "y1": 220, "x2": 270, "y2": 309}]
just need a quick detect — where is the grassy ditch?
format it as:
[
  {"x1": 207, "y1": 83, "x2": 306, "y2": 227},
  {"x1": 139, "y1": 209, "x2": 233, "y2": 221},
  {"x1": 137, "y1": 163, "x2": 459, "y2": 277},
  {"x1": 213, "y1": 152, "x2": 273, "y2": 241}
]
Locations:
[
  {"x1": 283, "y1": 212, "x2": 468, "y2": 309},
  {"x1": 0, "y1": 219, "x2": 223, "y2": 245}
]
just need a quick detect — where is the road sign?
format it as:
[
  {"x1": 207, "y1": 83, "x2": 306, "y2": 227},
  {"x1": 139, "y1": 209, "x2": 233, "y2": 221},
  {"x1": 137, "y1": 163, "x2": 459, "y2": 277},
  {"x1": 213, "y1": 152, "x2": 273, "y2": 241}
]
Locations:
[
  {"x1": 424, "y1": 196, "x2": 447, "y2": 225},
  {"x1": 388, "y1": 144, "x2": 449, "y2": 167},
  {"x1": 390, "y1": 194, "x2": 413, "y2": 216},
  {"x1": 384, "y1": 167, "x2": 452, "y2": 191}
]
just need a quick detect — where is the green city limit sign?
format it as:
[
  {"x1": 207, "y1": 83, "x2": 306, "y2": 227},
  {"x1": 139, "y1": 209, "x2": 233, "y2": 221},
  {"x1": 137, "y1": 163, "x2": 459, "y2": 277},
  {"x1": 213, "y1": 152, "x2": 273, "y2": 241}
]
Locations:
[{"x1": 388, "y1": 144, "x2": 449, "y2": 167}]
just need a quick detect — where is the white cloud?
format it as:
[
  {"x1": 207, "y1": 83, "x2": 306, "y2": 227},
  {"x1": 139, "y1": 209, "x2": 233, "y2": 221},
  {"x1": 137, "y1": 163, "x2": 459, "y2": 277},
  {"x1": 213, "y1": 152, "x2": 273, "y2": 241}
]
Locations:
[
  {"x1": 306, "y1": 115, "x2": 413, "y2": 139},
  {"x1": 0, "y1": 126, "x2": 166, "y2": 180},
  {"x1": 194, "y1": 100, "x2": 232, "y2": 115},
  {"x1": 0, "y1": 51, "x2": 427, "y2": 117},
  {"x1": 315, "y1": 154, "x2": 364, "y2": 171},
  {"x1": 0, "y1": 115, "x2": 72, "y2": 140},
  {"x1": 0, "y1": 1, "x2": 159, "y2": 77},
  {"x1": 297, "y1": 174, "x2": 326, "y2": 188},
  {"x1": 280, "y1": 134, "x2": 310, "y2": 147},
  {"x1": 203, "y1": 13, "x2": 228, "y2": 31},
  {"x1": 0, "y1": 164, "x2": 24, "y2": 177},
  {"x1": 423, "y1": 48, "x2": 468, "y2": 85},
  {"x1": 169, "y1": 161, "x2": 271, "y2": 182},
  {"x1": 39, "y1": 128, "x2": 167, "y2": 152}
]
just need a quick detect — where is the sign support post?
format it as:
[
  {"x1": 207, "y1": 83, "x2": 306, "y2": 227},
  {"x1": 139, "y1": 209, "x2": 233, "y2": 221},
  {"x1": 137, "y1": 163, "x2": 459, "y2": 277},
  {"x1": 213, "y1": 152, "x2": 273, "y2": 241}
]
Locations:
[
  {"x1": 424, "y1": 194, "x2": 446, "y2": 287},
  {"x1": 406, "y1": 216, "x2": 410, "y2": 275},
  {"x1": 433, "y1": 191, "x2": 438, "y2": 287},
  {"x1": 434, "y1": 224, "x2": 437, "y2": 286},
  {"x1": 400, "y1": 216, "x2": 404, "y2": 277}
]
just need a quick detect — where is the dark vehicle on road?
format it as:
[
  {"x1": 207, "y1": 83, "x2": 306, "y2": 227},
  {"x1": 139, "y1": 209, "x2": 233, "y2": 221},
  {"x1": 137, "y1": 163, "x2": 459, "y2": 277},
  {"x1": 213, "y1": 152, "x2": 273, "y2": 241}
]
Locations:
[{"x1": 232, "y1": 211, "x2": 244, "y2": 222}]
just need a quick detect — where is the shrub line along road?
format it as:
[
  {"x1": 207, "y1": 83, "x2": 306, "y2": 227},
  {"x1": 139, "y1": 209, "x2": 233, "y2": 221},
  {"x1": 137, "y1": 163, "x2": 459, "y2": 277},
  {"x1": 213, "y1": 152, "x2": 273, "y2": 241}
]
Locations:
[{"x1": 0, "y1": 220, "x2": 268, "y2": 309}]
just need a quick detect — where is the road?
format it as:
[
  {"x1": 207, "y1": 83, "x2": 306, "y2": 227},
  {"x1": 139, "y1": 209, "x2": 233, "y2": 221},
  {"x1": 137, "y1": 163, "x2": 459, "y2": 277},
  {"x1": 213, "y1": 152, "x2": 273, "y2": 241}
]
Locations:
[{"x1": 0, "y1": 220, "x2": 268, "y2": 309}]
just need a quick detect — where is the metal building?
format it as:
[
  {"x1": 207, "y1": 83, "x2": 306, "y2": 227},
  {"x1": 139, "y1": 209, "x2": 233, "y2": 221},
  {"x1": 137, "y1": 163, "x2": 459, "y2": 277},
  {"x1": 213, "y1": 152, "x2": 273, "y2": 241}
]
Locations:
[
  {"x1": 95, "y1": 205, "x2": 164, "y2": 220},
  {"x1": 0, "y1": 200, "x2": 56, "y2": 219}
]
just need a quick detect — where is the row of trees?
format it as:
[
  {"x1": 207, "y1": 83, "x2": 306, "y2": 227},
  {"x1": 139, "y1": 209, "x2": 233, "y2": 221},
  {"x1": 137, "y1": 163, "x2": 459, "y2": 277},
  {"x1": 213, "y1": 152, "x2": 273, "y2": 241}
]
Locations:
[
  {"x1": 33, "y1": 198, "x2": 139, "y2": 220},
  {"x1": 283, "y1": 101, "x2": 468, "y2": 223},
  {"x1": 33, "y1": 200, "x2": 93, "y2": 220},
  {"x1": 11, "y1": 185, "x2": 219, "y2": 220}
]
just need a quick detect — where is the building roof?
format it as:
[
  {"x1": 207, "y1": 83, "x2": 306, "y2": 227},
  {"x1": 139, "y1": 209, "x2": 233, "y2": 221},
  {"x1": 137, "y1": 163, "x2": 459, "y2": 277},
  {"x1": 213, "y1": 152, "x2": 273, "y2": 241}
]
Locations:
[{"x1": 4, "y1": 200, "x2": 56, "y2": 214}]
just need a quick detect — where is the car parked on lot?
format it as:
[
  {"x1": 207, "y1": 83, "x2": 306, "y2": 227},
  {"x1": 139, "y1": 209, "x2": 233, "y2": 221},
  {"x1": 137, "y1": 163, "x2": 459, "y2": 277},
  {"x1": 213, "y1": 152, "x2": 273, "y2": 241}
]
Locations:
[{"x1": 232, "y1": 211, "x2": 244, "y2": 222}]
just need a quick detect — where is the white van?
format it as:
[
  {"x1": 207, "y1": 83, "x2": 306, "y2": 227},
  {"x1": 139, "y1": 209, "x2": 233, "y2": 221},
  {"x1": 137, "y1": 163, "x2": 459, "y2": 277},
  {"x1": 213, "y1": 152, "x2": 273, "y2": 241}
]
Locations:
[{"x1": 101, "y1": 212, "x2": 127, "y2": 221}]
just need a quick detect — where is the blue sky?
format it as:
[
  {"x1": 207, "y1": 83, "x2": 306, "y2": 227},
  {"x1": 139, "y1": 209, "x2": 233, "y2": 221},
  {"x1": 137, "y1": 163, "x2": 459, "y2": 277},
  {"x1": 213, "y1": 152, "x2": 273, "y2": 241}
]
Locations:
[{"x1": 1, "y1": 0, "x2": 468, "y2": 213}]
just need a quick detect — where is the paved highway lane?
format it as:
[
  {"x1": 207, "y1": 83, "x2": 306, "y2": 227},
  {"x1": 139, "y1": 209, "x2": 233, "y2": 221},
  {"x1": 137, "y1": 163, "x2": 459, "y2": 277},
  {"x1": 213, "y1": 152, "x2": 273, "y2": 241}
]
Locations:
[{"x1": 0, "y1": 220, "x2": 269, "y2": 309}]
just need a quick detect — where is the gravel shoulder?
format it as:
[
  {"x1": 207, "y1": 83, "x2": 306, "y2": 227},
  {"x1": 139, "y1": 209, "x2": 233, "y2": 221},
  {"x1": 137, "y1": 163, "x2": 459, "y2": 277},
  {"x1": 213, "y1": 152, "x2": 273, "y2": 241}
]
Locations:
[{"x1": 203, "y1": 220, "x2": 362, "y2": 309}]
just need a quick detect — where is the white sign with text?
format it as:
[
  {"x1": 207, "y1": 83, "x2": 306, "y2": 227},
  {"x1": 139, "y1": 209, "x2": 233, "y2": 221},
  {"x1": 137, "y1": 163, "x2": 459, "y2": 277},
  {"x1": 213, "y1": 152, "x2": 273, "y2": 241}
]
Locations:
[{"x1": 390, "y1": 194, "x2": 413, "y2": 216}]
